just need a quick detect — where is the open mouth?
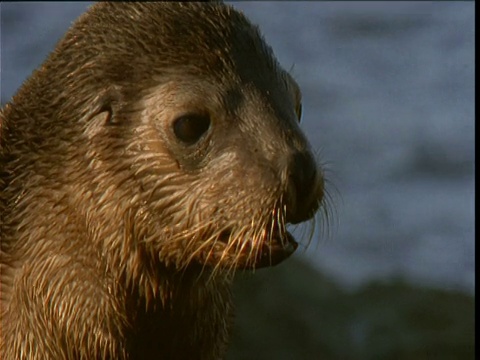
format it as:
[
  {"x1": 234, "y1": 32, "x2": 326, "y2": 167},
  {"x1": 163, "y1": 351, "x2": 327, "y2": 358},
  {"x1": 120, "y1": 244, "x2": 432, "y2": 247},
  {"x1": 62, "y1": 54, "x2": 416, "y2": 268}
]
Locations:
[
  {"x1": 213, "y1": 227, "x2": 298, "y2": 269},
  {"x1": 253, "y1": 230, "x2": 298, "y2": 268}
]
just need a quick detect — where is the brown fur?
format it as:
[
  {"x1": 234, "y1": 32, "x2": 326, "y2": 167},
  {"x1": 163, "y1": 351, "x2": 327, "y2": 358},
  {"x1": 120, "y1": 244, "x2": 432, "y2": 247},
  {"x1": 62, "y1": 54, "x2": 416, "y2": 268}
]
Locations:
[{"x1": 0, "y1": 2, "x2": 324, "y2": 359}]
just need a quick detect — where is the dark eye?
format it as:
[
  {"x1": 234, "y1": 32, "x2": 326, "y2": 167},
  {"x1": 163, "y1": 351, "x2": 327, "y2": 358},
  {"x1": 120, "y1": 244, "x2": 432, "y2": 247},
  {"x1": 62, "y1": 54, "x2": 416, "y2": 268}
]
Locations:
[{"x1": 173, "y1": 113, "x2": 211, "y2": 144}]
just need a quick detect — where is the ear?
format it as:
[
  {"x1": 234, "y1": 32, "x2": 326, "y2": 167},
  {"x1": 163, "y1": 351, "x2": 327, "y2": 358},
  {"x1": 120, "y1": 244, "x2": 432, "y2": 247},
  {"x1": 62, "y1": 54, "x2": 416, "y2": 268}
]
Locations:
[
  {"x1": 84, "y1": 86, "x2": 123, "y2": 139},
  {"x1": 84, "y1": 111, "x2": 110, "y2": 140},
  {"x1": 98, "y1": 86, "x2": 124, "y2": 125}
]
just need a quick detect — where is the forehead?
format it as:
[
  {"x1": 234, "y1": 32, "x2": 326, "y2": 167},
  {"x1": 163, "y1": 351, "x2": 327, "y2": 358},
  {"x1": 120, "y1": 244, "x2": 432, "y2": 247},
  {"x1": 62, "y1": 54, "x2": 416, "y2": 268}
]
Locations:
[
  {"x1": 88, "y1": 3, "x2": 299, "y2": 121},
  {"x1": 144, "y1": 68, "x2": 298, "y2": 118},
  {"x1": 86, "y1": 3, "x2": 290, "y2": 95}
]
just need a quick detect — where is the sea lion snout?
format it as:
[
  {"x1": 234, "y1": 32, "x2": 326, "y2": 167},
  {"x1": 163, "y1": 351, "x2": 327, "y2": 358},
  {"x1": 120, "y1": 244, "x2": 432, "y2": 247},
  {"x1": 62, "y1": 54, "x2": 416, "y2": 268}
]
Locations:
[{"x1": 285, "y1": 150, "x2": 324, "y2": 225}]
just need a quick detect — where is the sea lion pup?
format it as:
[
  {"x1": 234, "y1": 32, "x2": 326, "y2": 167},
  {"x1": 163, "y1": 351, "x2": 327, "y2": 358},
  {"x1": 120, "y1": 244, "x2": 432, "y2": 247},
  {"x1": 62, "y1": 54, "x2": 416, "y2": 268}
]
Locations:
[{"x1": 0, "y1": 2, "x2": 325, "y2": 359}]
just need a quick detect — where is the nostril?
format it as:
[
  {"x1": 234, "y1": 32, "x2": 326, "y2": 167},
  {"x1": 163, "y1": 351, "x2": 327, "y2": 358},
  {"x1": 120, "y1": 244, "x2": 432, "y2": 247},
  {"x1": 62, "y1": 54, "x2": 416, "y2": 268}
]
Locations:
[
  {"x1": 292, "y1": 151, "x2": 317, "y2": 197},
  {"x1": 286, "y1": 151, "x2": 320, "y2": 224}
]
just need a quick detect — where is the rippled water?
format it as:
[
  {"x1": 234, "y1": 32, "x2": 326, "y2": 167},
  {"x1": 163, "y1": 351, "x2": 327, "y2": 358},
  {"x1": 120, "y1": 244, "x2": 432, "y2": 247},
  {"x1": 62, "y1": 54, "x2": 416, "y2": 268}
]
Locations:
[{"x1": 1, "y1": 2, "x2": 474, "y2": 293}]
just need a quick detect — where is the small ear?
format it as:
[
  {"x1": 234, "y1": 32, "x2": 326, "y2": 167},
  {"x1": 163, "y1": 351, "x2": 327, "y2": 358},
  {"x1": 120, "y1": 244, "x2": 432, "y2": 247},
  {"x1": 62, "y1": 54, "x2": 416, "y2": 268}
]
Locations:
[
  {"x1": 101, "y1": 86, "x2": 124, "y2": 125},
  {"x1": 84, "y1": 86, "x2": 123, "y2": 139},
  {"x1": 84, "y1": 111, "x2": 110, "y2": 140},
  {"x1": 90, "y1": 86, "x2": 124, "y2": 124}
]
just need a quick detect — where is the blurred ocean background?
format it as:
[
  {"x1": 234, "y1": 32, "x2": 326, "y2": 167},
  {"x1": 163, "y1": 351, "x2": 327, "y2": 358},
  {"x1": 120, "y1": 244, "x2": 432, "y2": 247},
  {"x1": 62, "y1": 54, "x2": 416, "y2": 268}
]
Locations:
[{"x1": 0, "y1": 2, "x2": 474, "y2": 297}]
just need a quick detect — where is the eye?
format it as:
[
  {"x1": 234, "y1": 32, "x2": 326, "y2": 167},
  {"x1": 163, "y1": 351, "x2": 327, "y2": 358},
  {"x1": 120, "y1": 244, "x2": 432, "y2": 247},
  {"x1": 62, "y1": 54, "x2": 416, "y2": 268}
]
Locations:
[
  {"x1": 295, "y1": 102, "x2": 303, "y2": 122},
  {"x1": 173, "y1": 113, "x2": 211, "y2": 144}
]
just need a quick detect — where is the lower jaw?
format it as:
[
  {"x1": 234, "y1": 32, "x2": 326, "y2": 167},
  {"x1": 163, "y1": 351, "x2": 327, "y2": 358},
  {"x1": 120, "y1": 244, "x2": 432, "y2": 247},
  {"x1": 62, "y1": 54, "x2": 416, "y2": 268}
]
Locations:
[
  {"x1": 253, "y1": 231, "x2": 298, "y2": 268},
  {"x1": 199, "y1": 231, "x2": 298, "y2": 270}
]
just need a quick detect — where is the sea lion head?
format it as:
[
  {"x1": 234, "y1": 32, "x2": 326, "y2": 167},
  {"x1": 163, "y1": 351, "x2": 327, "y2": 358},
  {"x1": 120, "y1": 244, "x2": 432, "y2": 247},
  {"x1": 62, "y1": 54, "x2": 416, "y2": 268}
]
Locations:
[{"x1": 5, "y1": 2, "x2": 325, "y2": 276}]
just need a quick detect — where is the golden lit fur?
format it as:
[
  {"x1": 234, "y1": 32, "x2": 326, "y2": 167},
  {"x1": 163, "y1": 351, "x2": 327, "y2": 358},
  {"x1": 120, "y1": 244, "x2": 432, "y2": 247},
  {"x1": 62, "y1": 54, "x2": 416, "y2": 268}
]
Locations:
[{"x1": 0, "y1": 2, "x2": 324, "y2": 359}]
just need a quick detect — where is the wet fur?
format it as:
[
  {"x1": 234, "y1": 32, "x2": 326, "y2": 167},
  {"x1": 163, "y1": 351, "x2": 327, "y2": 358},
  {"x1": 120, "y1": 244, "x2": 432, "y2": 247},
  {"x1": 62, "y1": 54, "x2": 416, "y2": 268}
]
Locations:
[{"x1": 0, "y1": 2, "x2": 324, "y2": 359}]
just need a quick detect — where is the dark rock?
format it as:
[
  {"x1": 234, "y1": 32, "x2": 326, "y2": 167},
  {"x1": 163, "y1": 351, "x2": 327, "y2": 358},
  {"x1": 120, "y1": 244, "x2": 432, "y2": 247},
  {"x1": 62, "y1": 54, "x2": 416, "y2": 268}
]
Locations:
[{"x1": 228, "y1": 258, "x2": 474, "y2": 359}]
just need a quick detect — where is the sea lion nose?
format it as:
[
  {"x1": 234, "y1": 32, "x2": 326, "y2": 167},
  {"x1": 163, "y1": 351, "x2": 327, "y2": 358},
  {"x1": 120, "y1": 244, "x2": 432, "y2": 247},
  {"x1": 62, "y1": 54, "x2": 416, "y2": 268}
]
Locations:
[{"x1": 286, "y1": 151, "x2": 322, "y2": 224}]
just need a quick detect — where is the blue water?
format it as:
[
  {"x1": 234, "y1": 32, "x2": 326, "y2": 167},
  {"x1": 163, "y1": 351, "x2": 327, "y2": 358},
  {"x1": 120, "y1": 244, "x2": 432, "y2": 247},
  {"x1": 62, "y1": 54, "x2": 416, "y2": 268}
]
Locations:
[{"x1": 1, "y1": 2, "x2": 474, "y2": 294}]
